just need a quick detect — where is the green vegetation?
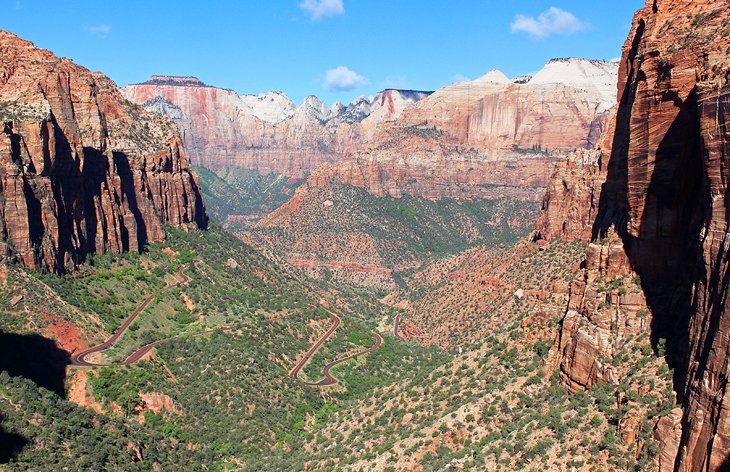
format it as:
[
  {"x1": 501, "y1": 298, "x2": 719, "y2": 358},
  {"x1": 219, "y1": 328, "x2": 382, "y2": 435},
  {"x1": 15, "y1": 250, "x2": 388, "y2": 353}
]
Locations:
[
  {"x1": 0, "y1": 372, "x2": 209, "y2": 470},
  {"x1": 511, "y1": 143, "x2": 553, "y2": 157},
  {"x1": 0, "y1": 100, "x2": 47, "y2": 122},
  {"x1": 248, "y1": 182, "x2": 540, "y2": 289},
  {"x1": 0, "y1": 213, "x2": 677, "y2": 471},
  {"x1": 194, "y1": 166, "x2": 304, "y2": 230}
]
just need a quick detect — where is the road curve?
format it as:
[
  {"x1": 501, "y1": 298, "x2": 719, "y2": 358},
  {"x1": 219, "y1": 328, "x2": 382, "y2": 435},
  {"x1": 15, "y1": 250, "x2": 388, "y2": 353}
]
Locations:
[
  {"x1": 300, "y1": 333, "x2": 383, "y2": 387},
  {"x1": 393, "y1": 313, "x2": 407, "y2": 341},
  {"x1": 289, "y1": 309, "x2": 384, "y2": 387},
  {"x1": 70, "y1": 263, "x2": 193, "y2": 367},
  {"x1": 288, "y1": 310, "x2": 341, "y2": 380}
]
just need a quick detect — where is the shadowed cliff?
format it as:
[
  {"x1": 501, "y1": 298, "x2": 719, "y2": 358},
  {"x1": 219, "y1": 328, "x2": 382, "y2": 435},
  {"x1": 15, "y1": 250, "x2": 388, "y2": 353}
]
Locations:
[{"x1": 0, "y1": 330, "x2": 69, "y2": 396}]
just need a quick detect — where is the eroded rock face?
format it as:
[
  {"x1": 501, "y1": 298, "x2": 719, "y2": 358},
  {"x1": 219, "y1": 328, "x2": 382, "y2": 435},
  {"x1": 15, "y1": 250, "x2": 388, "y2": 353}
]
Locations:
[
  {"x1": 379, "y1": 59, "x2": 617, "y2": 155},
  {"x1": 305, "y1": 135, "x2": 554, "y2": 201},
  {"x1": 123, "y1": 60, "x2": 617, "y2": 201},
  {"x1": 0, "y1": 31, "x2": 207, "y2": 272},
  {"x1": 557, "y1": 237, "x2": 644, "y2": 391},
  {"x1": 121, "y1": 80, "x2": 432, "y2": 178},
  {"x1": 297, "y1": 60, "x2": 617, "y2": 201},
  {"x1": 534, "y1": 149, "x2": 605, "y2": 243},
  {"x1": 554, "y1": 0, "x2": 730, "y2": 469}
]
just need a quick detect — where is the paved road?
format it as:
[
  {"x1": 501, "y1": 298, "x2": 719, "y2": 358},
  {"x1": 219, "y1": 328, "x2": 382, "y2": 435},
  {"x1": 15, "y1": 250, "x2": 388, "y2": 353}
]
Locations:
[
  {"x1": 289, "y1": 309, "x2": 384, "y2": 387},
  {"x1": 70, "y1": 263, "x2": 193, "y2": 367},
  {"x1": 393, "y1": 313, "x2": 407, "y2": 341},
  {"x1": 299, "y1": 333, "x2": 383, "y2": 387},
  {"x1": 69, "y1": 258, "x2": 385, "y2": 380},
  {"x1": 288, "y1": 310, "x2": 341, "y2": 380}
]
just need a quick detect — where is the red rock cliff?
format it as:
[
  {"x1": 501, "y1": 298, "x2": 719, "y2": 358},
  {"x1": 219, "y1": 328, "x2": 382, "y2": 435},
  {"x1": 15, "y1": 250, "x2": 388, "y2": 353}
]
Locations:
[
  {"x1": 0, "y1": 31, "x2": 207, "y2": 272},
  {"x1": 553, "y1": 0, "x2": 730, "y2": 469},
  {"x1": 122, "y1": 60, "x2": 616, "y2": 200},
  {"x1": 121, "y1": 82, "x2": 431, "y2": 178},
  {"x1": 294, "y1": 60, "x2": 617, "y2": 202}
]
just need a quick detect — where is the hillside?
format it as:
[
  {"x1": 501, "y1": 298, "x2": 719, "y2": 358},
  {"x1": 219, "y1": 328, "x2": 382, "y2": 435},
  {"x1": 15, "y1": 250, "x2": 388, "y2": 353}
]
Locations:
[
  {"x1": 2, "y1": 0, "x2": 730, "y2": 470},
  {"x1": 193, "y1": 165, "x2": 304, "y2": 230},
  {"x1": 245, "y1": 181, "x2": 541, "y2": 289}
]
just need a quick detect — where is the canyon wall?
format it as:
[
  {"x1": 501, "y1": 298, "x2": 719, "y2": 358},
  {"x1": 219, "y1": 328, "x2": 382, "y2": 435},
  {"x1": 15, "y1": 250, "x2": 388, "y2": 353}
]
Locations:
[
  {"x1": 123, "y1": 59, "x2": 617, "y2": 201},
  {"x1": 0, "y1": 31, "x2": 207, "y2": 273},
  {"x1": 122, "y1": 79, "x2": 431, "y2": 178},
  {"x1": 549, "y1": 0, "x2": 730, "y2": 469},
  {"x1": 296, "y1": 59, "x2": 617, "y2": 201}
]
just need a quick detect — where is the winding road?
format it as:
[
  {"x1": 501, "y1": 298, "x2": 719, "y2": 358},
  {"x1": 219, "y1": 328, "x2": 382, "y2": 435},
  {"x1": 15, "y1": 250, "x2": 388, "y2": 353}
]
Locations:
[
  {"x1": 289, "y1": 309, "x2": 386, "y2": 387},
  {"x1": 69, "y1": 258, "x2": 389, "y2": 383},
  {"x1": 288, "y1": 310, "x2": 341, "y2": 380},
  {"x1": 298, "y1": 333, "x2": 383, "y2": 387},
  {"x1": 71, "y1": 263, "x2": 196, "y2": 367},
  {"x1": 393, "y1": 313, "x2": 407, "y2": 341}
]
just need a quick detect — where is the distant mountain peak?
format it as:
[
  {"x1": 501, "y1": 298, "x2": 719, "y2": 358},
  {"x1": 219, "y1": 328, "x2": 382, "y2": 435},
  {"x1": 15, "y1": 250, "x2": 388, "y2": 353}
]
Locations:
[
  {"x1": 473, "y1": 69, "x2": 511, "y2": 84},
  {"x1": 141, "y1": 76, "x2": 208, "y2": 87}
]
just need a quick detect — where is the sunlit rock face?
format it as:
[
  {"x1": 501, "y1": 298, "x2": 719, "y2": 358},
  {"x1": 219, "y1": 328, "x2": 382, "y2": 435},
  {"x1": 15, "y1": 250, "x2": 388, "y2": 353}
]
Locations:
[
  {"x1": 0, "y1": 31, "x2": 207, "y2": 272},
  {"x1": 549, "y1": 0, "x2": 730, "y2": 470}
]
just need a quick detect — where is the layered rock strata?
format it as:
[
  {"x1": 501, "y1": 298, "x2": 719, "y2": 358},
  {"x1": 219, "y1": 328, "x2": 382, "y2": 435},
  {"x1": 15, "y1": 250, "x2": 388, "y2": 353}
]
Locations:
[
  {"x1": 550, "y1": 0, "x2": 730, "y2": 469},
  {"x1": 122, "y1": 80, "x2": 431, "y2": 178},
  {"x1": 123, "y1": 60, "x2": 617, "y2": 200},
  {"x1": 0, "y1": 31, "x2": 207, "y2": 272}
]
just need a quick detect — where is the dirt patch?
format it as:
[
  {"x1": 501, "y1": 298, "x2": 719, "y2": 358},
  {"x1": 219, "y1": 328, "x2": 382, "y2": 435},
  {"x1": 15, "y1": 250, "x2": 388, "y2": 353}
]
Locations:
[
  {"x1": 43, "y1": 314, "x2": 89, "y2": 355},
  {"x1": 180, "y1": 291, "x2": 196, "y2": 311},
  {"x1": 67, "y1": 370, "x2": 105, "y2": 414}
]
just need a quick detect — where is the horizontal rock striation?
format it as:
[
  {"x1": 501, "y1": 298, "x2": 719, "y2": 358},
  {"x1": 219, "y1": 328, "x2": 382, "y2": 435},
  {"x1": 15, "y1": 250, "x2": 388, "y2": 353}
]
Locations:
[
  {"x1": 299, "y1": 59, "x2": 617, "y2": 201},
  {"x1": 551, "y1": 0, "x2": 730, "y2": 470},
  {"x1": 124, "y1": 60, "x2": 617, "y2": 201},
  {"x1": 0, "y1": 31, "x2": 207, "y2": 272},
  {"x1": 122, "y1": 80, "x2": 432, "y2": 178}
]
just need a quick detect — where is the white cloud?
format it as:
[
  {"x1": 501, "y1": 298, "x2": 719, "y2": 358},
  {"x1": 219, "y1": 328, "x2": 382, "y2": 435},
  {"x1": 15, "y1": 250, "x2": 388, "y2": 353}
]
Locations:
[
  {"x1": 325, "y1": 66, "x2": 369, "y2": 92},
  {"x1": 299, "y1": 0, "x2": 344, "y2": 20},
  {"x1": 511, "y1": 7, "x2": 586, "y2": 39},
  {"x1": 87, "y1": 24, "x2": 111, "y2": 36}
]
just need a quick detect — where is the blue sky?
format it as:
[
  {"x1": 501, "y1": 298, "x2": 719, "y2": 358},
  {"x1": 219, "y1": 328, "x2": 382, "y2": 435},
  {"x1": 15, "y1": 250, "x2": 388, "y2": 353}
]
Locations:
[{"x1": 2, "y1": 0, "x2": 644, "y2": 105}]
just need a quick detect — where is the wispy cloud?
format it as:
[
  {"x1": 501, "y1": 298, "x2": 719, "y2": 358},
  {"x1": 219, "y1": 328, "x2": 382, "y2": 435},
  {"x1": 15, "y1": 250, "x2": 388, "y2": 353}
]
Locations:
[
  {"x1": 511, "y1": 7, "x2": 586, "y2": 39},
  {"x1": 325, "y1": 66, "x2": 368, "y2": 92},
  {"x1": 299, "y1": 0, "x2": 344, "y2": 20},
  {"x1": 86, "y1": 24, "x2": 111, "y2": 36}
]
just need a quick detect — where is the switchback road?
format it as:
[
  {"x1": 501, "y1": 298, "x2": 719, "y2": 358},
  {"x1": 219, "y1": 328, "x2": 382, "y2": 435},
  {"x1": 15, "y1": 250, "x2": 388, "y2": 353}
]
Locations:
[{"x1": 71, "y1": 263, "x2": 194, "y2": 367}]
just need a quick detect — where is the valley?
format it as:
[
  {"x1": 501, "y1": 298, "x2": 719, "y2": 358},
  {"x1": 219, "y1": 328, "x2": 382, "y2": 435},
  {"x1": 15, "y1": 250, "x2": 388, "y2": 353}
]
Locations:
[{"x1": 1, "y1": 0, "x2": 730, "y2": 470}]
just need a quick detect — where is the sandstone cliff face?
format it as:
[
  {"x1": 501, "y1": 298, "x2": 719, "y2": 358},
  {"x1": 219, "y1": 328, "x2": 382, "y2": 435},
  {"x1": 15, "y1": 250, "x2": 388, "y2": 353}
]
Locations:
[
  {"x1": 0, "y1": 31, "x2": 207, "y2": 272},
  {"x1": 123, "y1": 60, "x2": 616, "y2": 201},
  {"x1": 533, "y1": 149, "x2": 605, "y2": 243},
  {"x1": 121, "y1": 80, "x2": 431, "y2": 178},
  {"x1": 552, "y1": 0, "x2": 730, "y2": 469},
  {"x1": 300, "y1": 59, "x2": 617, "y2": 201},
  {"x1": 304, "y1": 134, "x2": 553, "y2": 201},
  {"x1": 379, "y1": 59, "x2": 617, "y2": 154}
]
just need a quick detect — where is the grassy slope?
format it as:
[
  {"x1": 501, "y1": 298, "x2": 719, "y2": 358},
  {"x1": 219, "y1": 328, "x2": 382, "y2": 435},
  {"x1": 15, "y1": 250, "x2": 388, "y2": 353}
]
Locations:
[
  {"x1": 0, "y1": 230, "x2": 677, "y2": 471},
  {"x1": 0, "y1": 226, "x2": 453, "y2": 469}
]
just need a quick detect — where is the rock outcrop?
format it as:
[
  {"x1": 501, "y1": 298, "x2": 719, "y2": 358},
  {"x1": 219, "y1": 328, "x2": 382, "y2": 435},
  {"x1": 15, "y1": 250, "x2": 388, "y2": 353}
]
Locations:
[
  {"x1": 552, "y1": 0, "x2": 730, "y2": 470},
  {"x1": 0, "y1": 31, "x2": 207, "y2": 272},
  {"x1": 123, "y1": 59, "x2": 617, "y2": 201},
  {"x1": 376, "y1": 59, "x2": 617, "y2": 155},
  {"x1": 533, "y1": 149, "x2": 605, "y2": 242},
  {"x1": 121, "y1": 79, "x2": 431, "y2": 178},
  {"x1": 293, "y1": 59, "x2": 617, "y2": 201}
]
